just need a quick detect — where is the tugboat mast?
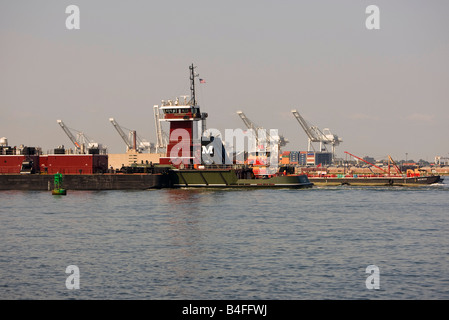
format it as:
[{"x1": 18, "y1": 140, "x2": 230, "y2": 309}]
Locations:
[{"x1": 189, "y1": 64, "x2": 197, "y2": 106}]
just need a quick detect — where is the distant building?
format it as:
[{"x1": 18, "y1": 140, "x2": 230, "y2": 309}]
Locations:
[
  {"x1": 435, "y1": 156, "x2": 449, "y2": 166},
  {"x1": 363, "y1": 156, "x2": 375, "y2": 164}
]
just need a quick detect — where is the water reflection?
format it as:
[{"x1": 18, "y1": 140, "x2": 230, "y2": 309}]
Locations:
[{"x1": 162, "y1": 189, "x2": 209, "y2": 286}]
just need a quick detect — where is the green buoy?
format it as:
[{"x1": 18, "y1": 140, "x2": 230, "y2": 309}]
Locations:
[{"x1": 52, "y1": 173, "x2": 67, "y2": 195}]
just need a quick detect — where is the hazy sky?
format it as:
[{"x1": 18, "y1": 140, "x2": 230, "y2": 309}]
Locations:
[{"x1": 1, "y1": 0, "x2": 448, "y2": 161}]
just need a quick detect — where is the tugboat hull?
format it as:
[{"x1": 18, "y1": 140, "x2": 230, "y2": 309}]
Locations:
[{"x1": 168, "y1": 169, "x2": 313, "y2": 188}]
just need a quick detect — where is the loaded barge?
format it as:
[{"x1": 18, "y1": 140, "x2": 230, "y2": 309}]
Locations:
[
  {"x1": 0, "y1": 145, "x2": 169, "y2": 190},
  {"x1": 307, "y1": 175, "x2": 442, "y2": 187},
  {"x1": 304, "y1": 152, "x2": 443, "y2": 186}
]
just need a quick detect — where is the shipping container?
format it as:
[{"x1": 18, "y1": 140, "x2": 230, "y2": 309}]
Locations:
[
  {"x1": 315, "y1": 152, "x2": 332, "y2": 166},
  {"x1": 0, "y1": 155, "x2": 40, "y2": 174},
  {"x1": 39, "y1": 154, "x2": 108, "y2": 174},
  {"x1": 0, "y1": 155, "x2": 25, "y2": 173}
]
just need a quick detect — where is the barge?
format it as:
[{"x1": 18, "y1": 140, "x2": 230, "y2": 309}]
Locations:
[
  {"x1": 308, "y1": 175, "x2": 443, "y2": 187},
  {"x1": 0, "y1": 172, "x2": 167, "y2": 191},
  {"x1": 305, "y1": 152, "x2": 443, "y2": 186}
]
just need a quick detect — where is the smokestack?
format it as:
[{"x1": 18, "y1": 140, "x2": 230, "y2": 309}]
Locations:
[{"x1": 132, "y1": 131, "x2": 137, "y2": 151}]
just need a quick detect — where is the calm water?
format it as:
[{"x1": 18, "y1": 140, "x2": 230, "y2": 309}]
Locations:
[{"x1": 1, "y1": 180, "x2": 449, "y2": 300}]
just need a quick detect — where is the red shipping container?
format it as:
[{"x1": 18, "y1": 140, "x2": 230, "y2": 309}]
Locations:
[
  {"x1": 47, "y1": 155, "x2": 92, "y2": 174},
  {"x1": 40, "y1": 155, "x2": 108, "y2": 174},
  {"x1": 0, "y1": 155, "x2": 25, "y2": 173},
  {"x1": 0, "y1": 155, "x2": 40, "y2": 174}
]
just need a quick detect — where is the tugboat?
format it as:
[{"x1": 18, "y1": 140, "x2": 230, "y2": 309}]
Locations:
[{"x1": 156, "y1": 64, "x2": 313, "y2": 189}]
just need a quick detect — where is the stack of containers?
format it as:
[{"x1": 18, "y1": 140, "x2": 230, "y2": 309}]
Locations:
[
  {"x1": 315, "y1": 152, "x2": 332, "y2": 166},
  {"x1": 299, "y1": 151, "x2": 307, "y2": 166},
  {"x1": 281, "y1": 151, "x2": 290, "y2": 165},
  {"x1": 289, "y1": 151, "x2": 299, "y2": 165},
  {"x1": 306, "y1": 152, "x2": 316, "y2": 165}
]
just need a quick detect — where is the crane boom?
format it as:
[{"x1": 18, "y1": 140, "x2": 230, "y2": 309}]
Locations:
[
  {"x1": 109, "y1": 118, "x2": 133, "y2": 149},
  {"x1": 236, "y1": 110, "x2": 268, "y2": 151},
  {"x1": 345, "y1": 151, "x2": 388, "y2": 174},
  {"x1": 236, "y1": 111, "x2": 288, "y2": 155},
  {"x1": 154, "y1": 105, "x2": 167, "y2": 152},
  {"x1": 56, "y1": 120, "x2": 81, "y2": 151},
  {"x1": 236, "y1": 111, "x2": 260, "y2": 132},
  {"x1": 291, "y1": 109, "x2": 342, "y2": 159},
  {"x1": 291, "y1": 110, "x2": 321, "y2": 141},
  {"x1": 237, "y1": 110, "x2": 280, "y2": 142}
]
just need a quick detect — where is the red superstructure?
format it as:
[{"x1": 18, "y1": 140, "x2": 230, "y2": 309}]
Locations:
[{"x1": 157, "y1": 64, "x2": 208, "y2": 168}]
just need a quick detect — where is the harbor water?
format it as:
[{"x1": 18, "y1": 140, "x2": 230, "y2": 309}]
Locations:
[{"x1": 1, "y1": 180, "x2": 449, "y2": 300}]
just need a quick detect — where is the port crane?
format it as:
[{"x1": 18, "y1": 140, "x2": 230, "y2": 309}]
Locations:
[
  {"x1": 57, "y1": 120, "x2": 105, "y2": 154},
  {"x1": 153, "y1": 105, "x2": 169, "y2": 153},
  {"x1": 109, "y1": 118, "x2": 153, "y2": 153},
  {"x1": 291, "y1": 109, "x2": 342, "y2": 159},
  {"x1": 236, "y1": 111, "x2": 289, "y2": 153},
  {"x1": 56, "y1": 120, "x2": 81, "y2": 152}
]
